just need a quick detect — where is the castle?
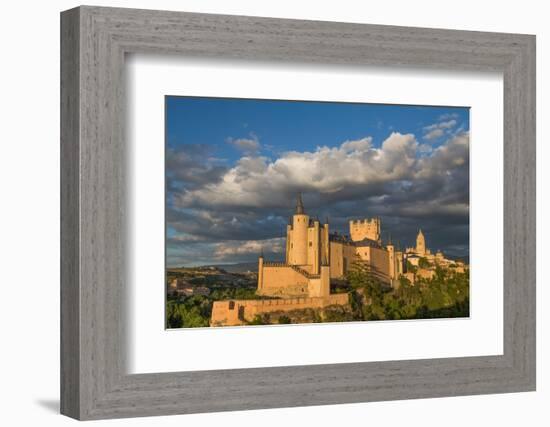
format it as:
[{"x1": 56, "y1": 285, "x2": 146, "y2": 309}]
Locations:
[{"x1": 210, "y1": 194, "x2": 459, "y2": 326}]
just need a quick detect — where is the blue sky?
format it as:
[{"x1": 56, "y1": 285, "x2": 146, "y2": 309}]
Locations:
[
  {"x1": 166, "y1": 97, "x2": 469, "y2": 163},
  {"x1": 166, "y1": 96, "x2": 470, "y2": 267}
]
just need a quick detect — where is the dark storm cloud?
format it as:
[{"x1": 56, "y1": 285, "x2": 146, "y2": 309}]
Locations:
[
  {"x1": 166, "y1": 131, "x2": 470, "y2": 265},
  {"x1": 166, "y1": 207, "x2": 289, "y2": 242},
  {"x1": 166, "y1": 144, "x2": 228, "y2": 193}
]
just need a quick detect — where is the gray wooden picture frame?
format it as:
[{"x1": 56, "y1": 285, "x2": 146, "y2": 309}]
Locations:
[{"x1": 60, "y1": 5, "x2": 536, "y2": 421}]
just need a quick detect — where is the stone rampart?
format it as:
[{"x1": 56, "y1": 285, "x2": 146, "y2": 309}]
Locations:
[{"x1": 210, "y1": 294, "x2": 349, "y2": 327}]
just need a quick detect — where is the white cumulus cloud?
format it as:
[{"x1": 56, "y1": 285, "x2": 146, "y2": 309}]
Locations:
[
  {"x1": 175, "y1": 133, "x2": 420, "y2": 209},
  {"x1": 422, "y1": 119, "x2": 458, "y2": 140},
  {"x1": 227, "y1": 134, "x2": 261, "y2": 154},
  {"x1": 213, "y1": 237, "x2": 284, "y2": 258}
]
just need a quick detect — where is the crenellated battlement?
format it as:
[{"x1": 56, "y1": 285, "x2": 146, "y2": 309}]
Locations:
[
  {"x1": 349, "y1": 217, "x2": 381, "y2": 242},
  {"x1": 263, "y1": 262, "x2": 321, "y2": 279},
  {"x1": 210, "y1": 293, "x2": 350, "y2": 327},
  {"x1": 350, "y1": 218, "x2": 378, "y2": 224}
]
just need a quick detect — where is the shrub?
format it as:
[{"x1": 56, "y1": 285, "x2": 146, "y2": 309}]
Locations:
[{"x1": 278, "y1": 315, "x2": 291, "y2": 324}]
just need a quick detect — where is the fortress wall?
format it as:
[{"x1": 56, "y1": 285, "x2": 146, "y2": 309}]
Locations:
[
  {"x1": 300, "y1": 264, "x2": 314, "y2": 274},
  {"x1": 354, "y1": 246, "x2": 391, "y2": 283},
  {"x1": 258, "y1": 265, "x2": 309, "y2": 297},
  {"x1": 330, "y1": 241, "x2": 357, "y2": 279},
  {"x1": 210, "y1": 294, "x2": 350, "y2": 326},
  {"x1": 211, "y1": 300, "x2": 245, "y2": 326},
  {"x1": 308, "y1": 265, "x2": 331, "y2": 298},
  {"x1": 368, "y1": 246, "x2": 390, "y2": 281},
  {"x1": 356, "y1": 246, "x2": 371, "y2": 262},
  {"x1": 246, "y1": 294, "x2": 349, "y2": 315},
  {"x1": 331, "y1": 242, "x2": 392, "y2": 283},
  {"x1": 342, "y1": 245, "x2": 358, "y2": 276},
  {"x1": 329, "y1": 243, "x2": 343, "y2": 278}
]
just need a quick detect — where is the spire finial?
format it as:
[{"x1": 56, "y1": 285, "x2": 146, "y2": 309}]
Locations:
[{"x1": 295, "y1": 192, "x2": 305, "y2": 214}]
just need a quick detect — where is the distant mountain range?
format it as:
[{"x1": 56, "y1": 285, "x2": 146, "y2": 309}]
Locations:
[
  {"x1": 187, "y1": 262, "x2": 260, "y2": 273},
  {"x1": 176, "y1": 253, "x2": 469, "y2": 274}
]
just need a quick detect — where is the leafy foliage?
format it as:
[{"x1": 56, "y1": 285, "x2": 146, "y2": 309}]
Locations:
[
  {"x1": 248, "y1": 314, "x2": 271, "y2": 325},
  {"x1": 418, "y1": 257, "x2": 431, "y2": 269},
  {"x1": 406, "y1": 260, "x2": 418, "y2": 273},
  {"x1": 278, "y1": 315, "x2": 291, "y2": 324},
  {"x1": 166, "y1": 261, "x2": 469, "y2": 328},
  {"x1": 209, "y1": 286, "x2": 260, "y2": 301},
  {"x1": 346, "y1": 261, "x2": 469, "y2": 321},
  {"x1": 323, "y1": 305, "x2": 355, "y2": 322},
  {"x1": 166, "y1": 282, "x2": 267, "y2": 328},
  {"x1": 166, "y1": 295, "x2": 211, "y2": 328}
]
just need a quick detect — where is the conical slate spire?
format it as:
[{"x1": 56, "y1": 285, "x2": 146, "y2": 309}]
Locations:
[{"x1": 295, "y1": 192, "x2": 305, "y2": 214}]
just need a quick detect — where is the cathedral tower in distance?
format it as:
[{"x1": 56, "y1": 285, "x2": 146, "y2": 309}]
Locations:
[{"x1": 416, "y1": 229, "x2": 426, "y2": 255}]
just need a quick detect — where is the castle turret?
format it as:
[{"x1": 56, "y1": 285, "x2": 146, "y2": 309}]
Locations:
[{"x1": 287, "y1": 193, "x2": 309, "y2": 266}]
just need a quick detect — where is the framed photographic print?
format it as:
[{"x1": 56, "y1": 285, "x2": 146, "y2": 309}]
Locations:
[
  {"x1": 164, "y1": 97, "x2": 471, "y2": 329},
  {"x1": 61, "y1": 6, "x2": 536, "y2": 420}
]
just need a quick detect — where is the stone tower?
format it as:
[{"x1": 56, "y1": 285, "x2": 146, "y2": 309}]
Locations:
[
  {"x1": 349, "y1": 217, "x2": 381, "y2": 242},
  {"x1": 416, "y1": 229, "x2": 426, "y2": 256},
  {"x1": 286, "y1": 193, "x2": 309, "y2": 266}
]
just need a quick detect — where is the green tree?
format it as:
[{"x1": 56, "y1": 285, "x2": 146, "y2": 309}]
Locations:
[
  {"x1": 278, "y1": 315, "x2": 291, "y2": 324},
  {"x1": 418, "y1": 257, "x2": 431, "y2": 269},
  {"x1": 248, "y1": 314, "x2": 270, "y2": 325},
  {"x1": 323, "y1": 305, "x2": 354, "y2": 322},
  {"x1": 346, "y1": 260, "x2": 388, "y2": 320},
  {"x1": 406, "y1": 260, "x2": 418, "y2": 273}
]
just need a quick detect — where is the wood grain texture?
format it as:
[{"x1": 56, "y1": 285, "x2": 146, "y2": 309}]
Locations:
[
  {"x1": 60, "y1": 6, "x2": 536, "y2": 420},
  {"x1": 60, "y1": 7, "x2": 80, "y2": 419}
]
